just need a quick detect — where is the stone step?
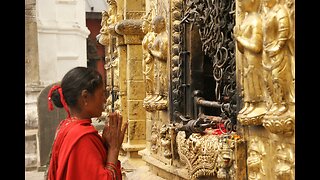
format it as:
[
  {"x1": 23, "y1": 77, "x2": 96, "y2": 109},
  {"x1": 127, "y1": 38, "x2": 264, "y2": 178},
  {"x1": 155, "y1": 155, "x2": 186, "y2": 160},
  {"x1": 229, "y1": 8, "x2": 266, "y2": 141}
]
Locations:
[{"x1": 25, "y1": 129, "x2": 38, "y2": 169}]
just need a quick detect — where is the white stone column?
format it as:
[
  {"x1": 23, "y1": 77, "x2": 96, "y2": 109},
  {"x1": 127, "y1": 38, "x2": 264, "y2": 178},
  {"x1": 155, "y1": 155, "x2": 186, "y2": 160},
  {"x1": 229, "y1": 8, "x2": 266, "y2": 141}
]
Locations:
[{"x1": 37, "y1": 0, "x2": 90, "y2": 85}]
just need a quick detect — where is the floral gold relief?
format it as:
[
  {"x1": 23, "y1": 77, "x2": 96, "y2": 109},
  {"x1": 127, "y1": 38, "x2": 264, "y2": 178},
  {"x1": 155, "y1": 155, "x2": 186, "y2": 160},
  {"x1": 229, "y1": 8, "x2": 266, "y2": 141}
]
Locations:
[{"x1": 177, "y1": 131, "x2": 242, "y2": 179}]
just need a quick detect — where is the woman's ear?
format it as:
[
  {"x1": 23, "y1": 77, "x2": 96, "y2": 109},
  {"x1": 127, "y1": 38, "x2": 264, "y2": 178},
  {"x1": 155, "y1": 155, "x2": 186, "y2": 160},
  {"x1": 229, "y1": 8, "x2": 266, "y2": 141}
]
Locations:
[{"x1": 81, "y1": 89, "x2": 89, "y2": 105}]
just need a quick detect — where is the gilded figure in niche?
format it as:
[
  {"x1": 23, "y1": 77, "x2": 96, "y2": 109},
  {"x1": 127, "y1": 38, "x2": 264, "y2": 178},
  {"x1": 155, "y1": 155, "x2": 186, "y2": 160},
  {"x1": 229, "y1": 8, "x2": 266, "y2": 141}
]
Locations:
[
  {"x1": 262, "y1": 0, "x2": 294, "y2": 117},
  {"x1": 148, "y1": 16, "x2": 168, "y2": 110},
  {"x1": 247, "y1": 138, "x2": 266, "y2": 180},
  {"x1": 141, "y1": 11, "x2": 156, "y2": 111},
  {"x1": 234, "y1": 0, "x2": 267, "y2": 124}
]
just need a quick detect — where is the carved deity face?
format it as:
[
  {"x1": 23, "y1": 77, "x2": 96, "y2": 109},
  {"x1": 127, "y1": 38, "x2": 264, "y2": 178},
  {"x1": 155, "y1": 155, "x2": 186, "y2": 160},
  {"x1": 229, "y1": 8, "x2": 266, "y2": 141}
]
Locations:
[{"x1": 142, "y1": 20, "x2": 151, "y2": 33}]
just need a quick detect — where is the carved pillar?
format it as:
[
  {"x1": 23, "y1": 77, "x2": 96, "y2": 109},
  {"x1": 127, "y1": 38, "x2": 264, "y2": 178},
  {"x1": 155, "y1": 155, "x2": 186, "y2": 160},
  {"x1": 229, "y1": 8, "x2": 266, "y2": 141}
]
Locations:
[
  {"x1": 117, "y1": 37, "x2": 128, "y2": 143},
  {"x1": 115, "y1": 0, "x2": 146, "y2": 155}
]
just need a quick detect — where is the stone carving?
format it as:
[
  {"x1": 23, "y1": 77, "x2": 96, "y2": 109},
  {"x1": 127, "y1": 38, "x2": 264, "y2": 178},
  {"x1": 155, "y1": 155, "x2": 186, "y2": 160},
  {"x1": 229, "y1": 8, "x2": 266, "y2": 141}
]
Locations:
[
  {"x1": 141, "y1": 10, "x2": 156, "y2": 111},
  {"x1": 98, "y1": 10, "x2": 110, "y2": 46},
  {"x1": 170, "y1": 0, "x2": 183, "y2": 121},
  {"x1": 234, "y1": 0, "x2": 267, "y2": 125},
  {"x1": 274, "y1": 143, "x2": 294, "y2": 180},
  {"x1": 160, "y1": 124, "x2": 172, "y2": 158},
  {"x1": 98, "y1": 0, "x2": 118, "y2": 46},
  {"x1": 106, "y1": 0, "x2": 117, "y2": 26},
  {"x1": 150, "y1": 121, "x2": 159, "y2": 153},
  {"x1": 176, "y1": 131, "x2": 238, "y2": 179},
  {"x1": 261, "y1": 0, "x2": 295, "y2": 135},
  {"x1": 148, "y1": 15, "x2": 169, "y2": 111},
  {"x1": 247, "y1": 138, "x2": 266, "y2": 180},
  {"x1": 217, "y1": 137, "x2": 236, "y2": 179}
]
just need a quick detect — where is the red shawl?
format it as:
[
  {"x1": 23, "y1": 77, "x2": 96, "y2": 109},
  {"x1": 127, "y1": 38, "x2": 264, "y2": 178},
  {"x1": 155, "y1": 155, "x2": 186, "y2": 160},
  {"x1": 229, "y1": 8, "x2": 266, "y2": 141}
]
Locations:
[{"x1": 47, "y1": 119, "x2": 122, "y2": 180}]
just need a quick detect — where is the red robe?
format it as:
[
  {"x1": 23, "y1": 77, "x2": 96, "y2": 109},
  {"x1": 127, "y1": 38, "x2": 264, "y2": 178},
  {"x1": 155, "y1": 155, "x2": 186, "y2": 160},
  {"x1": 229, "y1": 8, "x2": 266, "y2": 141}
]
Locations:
[{"x1": 47, "y1": 118, "x2": 122, "y2": 180}]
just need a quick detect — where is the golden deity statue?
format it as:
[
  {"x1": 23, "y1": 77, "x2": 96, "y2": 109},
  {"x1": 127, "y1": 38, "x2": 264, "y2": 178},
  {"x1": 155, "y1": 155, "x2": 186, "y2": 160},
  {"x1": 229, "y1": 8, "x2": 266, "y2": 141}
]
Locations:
[
  {"x1": 141, "y1": 11, "x2": 156, "y2": 111},
  {"x1": 262, "y1": 0, "x2": 293, "y2": 117},
  {"x1": 148, "y1": 15, "x2": 168, "y2": 110},
  {"x1": 234, "y1": 0, "x2": 267, "y2": 125}
]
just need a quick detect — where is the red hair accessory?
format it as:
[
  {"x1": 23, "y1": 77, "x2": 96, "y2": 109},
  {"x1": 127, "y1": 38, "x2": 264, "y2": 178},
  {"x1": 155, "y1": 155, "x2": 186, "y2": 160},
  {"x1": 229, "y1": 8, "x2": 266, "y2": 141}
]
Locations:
[{"x1": 47, "y1": 85, "x2": 71, "y2": 118}]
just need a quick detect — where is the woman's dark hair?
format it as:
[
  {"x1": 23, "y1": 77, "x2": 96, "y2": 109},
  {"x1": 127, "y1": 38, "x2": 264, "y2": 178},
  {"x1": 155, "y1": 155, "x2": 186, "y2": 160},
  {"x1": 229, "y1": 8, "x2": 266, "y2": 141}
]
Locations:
[{"x1": 51, "y1": 67, "x2": 103, "y2": 109}]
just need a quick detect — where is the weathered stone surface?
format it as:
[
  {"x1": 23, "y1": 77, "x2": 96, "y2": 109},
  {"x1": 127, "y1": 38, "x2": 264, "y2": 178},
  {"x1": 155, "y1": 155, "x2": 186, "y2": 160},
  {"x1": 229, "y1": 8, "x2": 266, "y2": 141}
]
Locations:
[{"x1": 37, "y1": 82, "x2": 67, "y2": 166}]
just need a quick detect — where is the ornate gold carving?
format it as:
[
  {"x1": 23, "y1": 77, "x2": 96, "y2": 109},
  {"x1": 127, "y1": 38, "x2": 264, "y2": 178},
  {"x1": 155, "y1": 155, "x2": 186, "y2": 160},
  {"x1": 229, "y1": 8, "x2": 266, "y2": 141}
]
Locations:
[
  {"x1": 160, "y1": 124, "x2": 172, "y2": 158},
  {"x1": 261, "y1": 0, "x2": 295, "y2": 135},
  {"x1": 217, "y1": 137, "x2": 236, "y2": 179},
  {"x1": 247, "y1": 137, "x2": 266, "y2": 180},
  {"x1": 176, "y1": 131, "x2": 239, "y2": 179},
  {"x1": 274, "y1": 143, "x2": 294, "y2": 180},
  {"x1": 235, "y1": 0, "x2": 267, "y2": 126},
  {"x1": 107, "y1": 0, "x2": 117, "y2": 26},
  {"x1": 141, "y1": 10, "x2": 156, "y2": 112},
  {"x1": 146, "y1": 15, "x2": 169, "y2": 111},
  {"x1": 98, "y1": 10, "x2": 110, "y2": 46},
  {"x1": 170, "y1": 0, "x2": 183, "y2": 118},
  {"x1": 235, "y1": 0, "x2": 295, "y2": 134},
  {"x1": 150, "y1": 121, "x2": 159, "y2": 153}
]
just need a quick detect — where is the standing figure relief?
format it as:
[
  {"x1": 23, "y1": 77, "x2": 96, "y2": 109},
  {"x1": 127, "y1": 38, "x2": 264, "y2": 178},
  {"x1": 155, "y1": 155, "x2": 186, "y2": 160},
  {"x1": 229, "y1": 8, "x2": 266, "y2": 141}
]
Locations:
[
  {"x1": 141, "y1": 11, "x2": 156, "y2": 111},
  {"x1": 234, "y1": 0, "x2": 267, "y2": 125},
  {"x1": 261, "y1": 0, "x2": 295, "y2": 135},
  {"x1": 147, "y1": 15, "x2": 169, "y2": 111},
  {"x1": 262, "y1": 0, "x2": 293, "y2": 116}
]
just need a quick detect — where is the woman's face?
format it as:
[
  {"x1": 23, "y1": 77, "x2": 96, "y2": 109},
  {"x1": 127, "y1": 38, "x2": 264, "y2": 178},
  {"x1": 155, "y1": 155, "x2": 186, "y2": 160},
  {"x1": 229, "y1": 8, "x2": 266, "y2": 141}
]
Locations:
[{"x1": 86, "y1": 84, "x2": 106, "y2": 118}]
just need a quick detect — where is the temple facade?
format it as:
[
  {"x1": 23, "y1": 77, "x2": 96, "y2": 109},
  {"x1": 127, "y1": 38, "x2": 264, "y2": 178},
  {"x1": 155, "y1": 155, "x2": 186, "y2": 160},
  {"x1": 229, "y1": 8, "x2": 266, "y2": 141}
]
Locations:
[{"x1": 98, "y1": 0, "x2": 295, "y2": 179}]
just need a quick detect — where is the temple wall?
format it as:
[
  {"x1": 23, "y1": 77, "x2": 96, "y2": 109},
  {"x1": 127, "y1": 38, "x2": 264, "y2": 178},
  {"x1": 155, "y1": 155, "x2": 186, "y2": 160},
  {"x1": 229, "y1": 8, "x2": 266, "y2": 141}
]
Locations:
[{"x1": 98, "y1": 0, "x2": 295, "y2": 179}]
